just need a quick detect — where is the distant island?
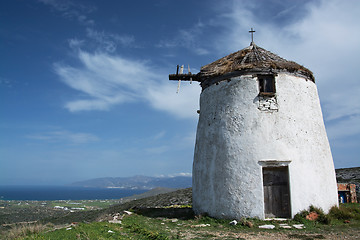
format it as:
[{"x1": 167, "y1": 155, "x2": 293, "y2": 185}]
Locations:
[{"x1": 70, "y1": 175, "x2": 192, "y2": 190}]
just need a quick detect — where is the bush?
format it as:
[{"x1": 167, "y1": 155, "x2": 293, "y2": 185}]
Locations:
[
  {"x1": 317, "y1": 213, "x2": 331, "y2": 225},
  {"x1": 293, "y1": 210, "x2": 309, "y2": 223},
  {"x1": 126, "y1": 222, "x2": 169, "y2": 240},
  {"x1": 4, "y1": 223, "x2": 52, "y2": 239},
  {"x1": 294, "y1": 206, "x2": 332, "y2": 225},
  {"x1": 308, "y1": 206, "x2": 331, "y2": 224},
  {"x1": 329, "y1": 205, "x2": 353, "y2": 220}
]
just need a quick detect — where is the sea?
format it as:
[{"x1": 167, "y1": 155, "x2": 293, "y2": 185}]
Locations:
[{"x1": 0, "y1": 186, "x2": 147, "y2": 201}]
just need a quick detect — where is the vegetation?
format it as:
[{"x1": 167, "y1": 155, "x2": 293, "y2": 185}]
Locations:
[
  {"x1": 1, "y1": 189, "x2": 360, "y2": 239},
  {"x1": 0, "y1": 203, "x2": 358, "y2": 239}
]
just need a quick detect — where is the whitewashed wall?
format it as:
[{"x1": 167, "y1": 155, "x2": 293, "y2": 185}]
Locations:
[{"x1": 192, "y1": 73, "x2": 338, "y2": 219}]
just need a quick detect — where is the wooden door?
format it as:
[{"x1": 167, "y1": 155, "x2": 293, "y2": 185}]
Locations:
[{"x1": 263, "y1": 167, "x2": 291, "y2": 218}]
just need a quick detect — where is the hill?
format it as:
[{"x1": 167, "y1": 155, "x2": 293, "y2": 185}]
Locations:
[{"x1": 70, "y1": 175, "x2": 192, "y2": 189}]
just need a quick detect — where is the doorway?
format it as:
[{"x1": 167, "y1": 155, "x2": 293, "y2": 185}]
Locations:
[{"x1": 263, "y1": 166, "x2": 291, "y2": 218}]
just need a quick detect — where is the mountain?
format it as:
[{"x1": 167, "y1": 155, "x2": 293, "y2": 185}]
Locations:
[{"x1": 70, "y1": 175, "x2": 192, "y2": 190}]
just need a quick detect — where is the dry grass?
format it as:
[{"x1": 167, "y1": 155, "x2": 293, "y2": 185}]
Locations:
[
  {"x1": 199, "y1": 44, "x2": 314, "y2": 82},
  {"x1": 3, "y1": 222, "x2": 53, "y2": 239}
]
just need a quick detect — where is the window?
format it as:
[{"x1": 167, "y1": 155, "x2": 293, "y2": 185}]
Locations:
[{"x1": 258, "y1": 75, "x2": 275, "y2": 96}]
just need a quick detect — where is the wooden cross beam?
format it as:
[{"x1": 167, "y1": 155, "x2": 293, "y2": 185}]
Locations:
[
  {"x1": 169, "y1": 73, "x2": 199, "y2": 81},
  {"x1": 169, "y1": 65, "x2": 200, "y2": 82}
]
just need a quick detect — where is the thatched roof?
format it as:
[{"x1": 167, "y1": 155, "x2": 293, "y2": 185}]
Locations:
[{"x1": 198, "y1": 43, "x2": 314, "y2": 82}]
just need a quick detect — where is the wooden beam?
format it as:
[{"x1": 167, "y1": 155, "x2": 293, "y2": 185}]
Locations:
[{"x1": 169, "y1": 73, "x2": 200, "y2": 81}]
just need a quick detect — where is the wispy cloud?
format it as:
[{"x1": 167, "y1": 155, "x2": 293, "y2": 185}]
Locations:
[
  {"x1": 0, "y1": 77, "x2": 13, "y2": 88},
  {"x1": 156, "y1": 172, "x2": 192, "y2": 178},
  {"x1": 68, "y1": 38, "x2": 85, "y2": 49},
  {"x1": 86, "y1": 28, "x2": 135, "y2": 53},
  {"x1": 54, "y1": 49, "x2": 200, "y2": 119},
  {"x1": 327, "y1": 115, "x2": 360, "y2": 140},
  {"x1": 27, "y1": 130, "x2": 99, "y2": 144},
  {"x1": 145, "y1": 146, "x2": 169, "y2": 154},
  {"x1": 38, "y1": 0, "x2": 96, "y2": 26},
  {"x1": 153, "y1": 131, "x2": 166, "y2": 140},
  {"x1": 157, "y1": 21, "x2": 209, "y2": 55}
]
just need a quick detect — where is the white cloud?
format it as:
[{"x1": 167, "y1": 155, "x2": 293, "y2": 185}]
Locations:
[
  {"x1": 68, "y1": 38, "x2": 85, "y2": 49},
  {"x1": 145, "y1": 146, "x2": 169, "y2": 154},
  {"x1": 326, "y1": 115, "x2": 360, "y2": 140},
  {"x1": 54, "y1": 50, "x2": 200, "y2": 119},
  {"x1": 0, "y1": 77, "x2": 13, "y2": 88},
  {"x1": 157, "y1": 21, "x2": 210, "y2": 55},
  {"x1": 146, "y1": 82, "x2": 201, "y2": 119},
  {"x1": 86, "y1": 28, "x2": 135, "y2": 53},
  {"x1": 155, "y1": 172, "x2": 192, "y2": 178},
  {"x1": 27, "y1": 130, "x2": 99, "y2": 144},
  {"x1": 167, "y1": 172, "x2": 192, "y2": 177},
  {"x1": 153, "y1": 131, "x2": 166, "y2": 140}
]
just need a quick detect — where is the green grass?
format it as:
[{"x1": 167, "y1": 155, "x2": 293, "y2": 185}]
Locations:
[
  {"x1": 47, "y1": 199, "x2": 121, "y2": 210},
  {"x1": 21, "y1": 222, "x2": 127, "y2": 240},
  {"x1": 7, "y1": 203, "x2": 360, "y2": 240},
  {"x1": 18, "y1": 215, "x2": 172, "y2": 240}
]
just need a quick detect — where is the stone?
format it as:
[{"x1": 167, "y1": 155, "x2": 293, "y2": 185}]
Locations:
[
  {"x1": 293, "y1": 224, "x2": 305, "y2": 229},
  {"x1": 191, "y1": 224, "x2": 210, "y2": 228},
  {"x1": 306, "y1": 211, "x2": 319, "y2": 221},
  {"x1": 258, "y1": 224, "x2": 275, "y2": 229},
  {"x1": 123, "y1": 211, "x2": 133, "y2": 215},
  {"x1": 229, "y1": 220, "x2": 238, "y2": 225},
  {"x1": 245, "y1": 221, "x2": 254, "y2": 228},
  {"x1": 240, "y1": 218, "x2": 254, "y2": 228},
  {"x1": 109, "y1": 220, "x2": 122, "y2": 224},
  {"x1": 279, "y1": 224, "x2": 292, "y2": 229}
]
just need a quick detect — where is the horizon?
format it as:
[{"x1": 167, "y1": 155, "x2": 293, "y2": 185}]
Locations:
[{"x1": 1, "y1": 0, "x2": 360, "y2": 185}]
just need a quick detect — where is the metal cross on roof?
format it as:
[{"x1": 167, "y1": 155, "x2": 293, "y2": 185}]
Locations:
[{"x1": 249, "y1": 28, "x2": 255, "y2": 43}]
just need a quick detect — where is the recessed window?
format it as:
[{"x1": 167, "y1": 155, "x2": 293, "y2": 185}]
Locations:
[{"x1": 258, "y1": 75, "x2": 275, "y2": 96}]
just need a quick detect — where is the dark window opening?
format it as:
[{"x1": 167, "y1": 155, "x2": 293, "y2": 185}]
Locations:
[{"x1": 259, "y1": 75, "x2": 275, "y2": 96}]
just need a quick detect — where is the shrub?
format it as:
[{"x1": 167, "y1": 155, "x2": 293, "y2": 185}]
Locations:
[
  {"x1": 293, "y1": 210, "x2": 309, "y2": 223},
  {"x1": 309, "y1": 205, "x2": 324, "y2": 215},
  {"x1": 5, "y1": 223, "x2": 51, "y2": 239},
  {"x1": 293, "y1": 206, "x2": 332, "y2": 225},
  {"x1": 329, "y1": 205, "x2": 353, "y2": 220},
  {"x1": 126, "y1": 222, "x2": 169, "y2": 240},
  {"x1": 308, "y1": 206, "x2": 331, "y2": 224},
  {"x1": 317, "y1": 213, "x2": 331, "y2": 225}
]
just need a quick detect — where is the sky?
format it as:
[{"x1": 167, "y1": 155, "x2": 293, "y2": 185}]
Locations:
[{"x1": 1, "y1": 0, "x2": 359, "y2": 185}]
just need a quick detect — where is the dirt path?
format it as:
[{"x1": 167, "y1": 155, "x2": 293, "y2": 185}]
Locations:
[{"x1": 179, "y1": 228, "x2": 360, "y2": 239}]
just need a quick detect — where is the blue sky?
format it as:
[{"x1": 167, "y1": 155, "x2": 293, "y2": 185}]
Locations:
[{"x1": 1, "y1": 0, "x2": 359, "y2": 185}]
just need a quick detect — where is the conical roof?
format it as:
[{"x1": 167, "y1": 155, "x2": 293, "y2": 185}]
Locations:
[{"x1": 198, "y1": 43, "x2": 314, "y2": 82}]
